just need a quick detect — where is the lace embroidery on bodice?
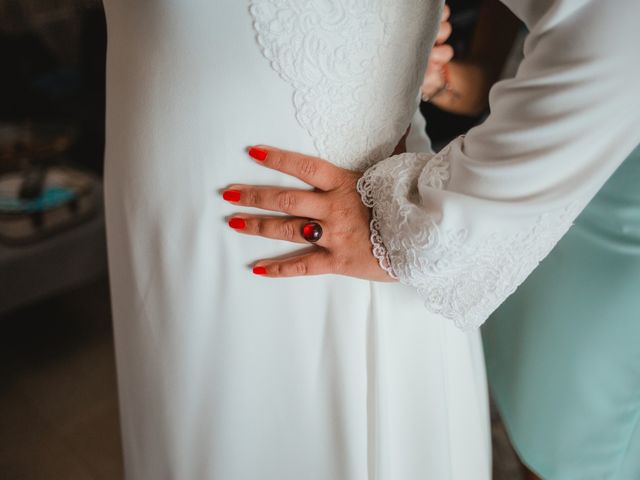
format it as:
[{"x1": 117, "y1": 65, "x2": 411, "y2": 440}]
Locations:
[
  {"x1": 249, "y1": 0, "x2": 435, "y2": 170},
  {"x1": 357, "y1": 139, "x2": 587, "y2": 329}
]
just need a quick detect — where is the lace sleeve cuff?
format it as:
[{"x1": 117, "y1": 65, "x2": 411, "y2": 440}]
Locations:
[
  {"x1": 356, "y1": 175, "x2": 398, "y2": 280},
  {"x1": 355, "y1": 138, "x2": 585, "y2": 330}
]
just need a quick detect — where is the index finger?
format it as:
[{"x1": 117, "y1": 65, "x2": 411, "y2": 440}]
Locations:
[{"x1": 248, "y1": 146, "x2": 343, "y2": 191}]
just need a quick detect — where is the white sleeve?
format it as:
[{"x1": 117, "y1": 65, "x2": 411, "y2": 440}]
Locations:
[{"x1": 357, "y1": 0, "x2": 640, "y2": 330}]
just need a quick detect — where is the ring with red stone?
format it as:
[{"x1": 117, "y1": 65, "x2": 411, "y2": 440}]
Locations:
[{"x1": 301, "y1": 221, "x2": 323, "y2": 243}]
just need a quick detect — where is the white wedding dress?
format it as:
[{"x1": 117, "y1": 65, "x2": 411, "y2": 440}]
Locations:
[
  {"x1": 103, "y1": 1, "x2": 490, "y2": 479},
  {"x1": 103, "y1": 0, "x2": 640, "y2": 479}
]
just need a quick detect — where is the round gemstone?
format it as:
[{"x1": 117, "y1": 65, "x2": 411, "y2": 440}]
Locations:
[{"x1": 302, "y1": 222, "x2": 323, "y2": 242}]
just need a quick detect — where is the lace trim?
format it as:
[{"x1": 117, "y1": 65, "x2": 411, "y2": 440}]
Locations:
[
  {"x1": 357, "y1": 140, "x2": 586, "y2": 329},
  {"x1": 357, "y1": 174, "x2": 398, "y2": 279},
  {"x1": 357, "y1": 149, "x2": 439, "y2": 282},
  {"x1": 249, "y1": 0, "x2": 433, "y2": 170}
]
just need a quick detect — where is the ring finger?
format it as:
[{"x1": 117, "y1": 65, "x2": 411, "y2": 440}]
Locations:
[{"x1": 228, "y1": 214, "x2": 329, "y2": 247}]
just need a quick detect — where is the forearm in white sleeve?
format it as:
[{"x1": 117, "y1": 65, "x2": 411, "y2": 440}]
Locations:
[{"x1": 358, "y1": 0, "x2": 640, "y2": 329}]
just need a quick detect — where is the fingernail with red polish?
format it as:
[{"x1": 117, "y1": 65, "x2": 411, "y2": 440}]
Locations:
[
  {"x1": 228, "y1": 217, "x2": 246, "y2": 230},
  {"x1": 252, "y1": 266, "x2": 267, "y2": 275},
  {"x1": 248, "y1": 147, "x2": 268, "y2": 161},
  {"x1": 223, "y1": 189, "x2": 241, "y2": 202}
]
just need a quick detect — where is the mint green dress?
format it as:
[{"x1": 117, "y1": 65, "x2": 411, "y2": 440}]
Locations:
[{"x1": 483, "y1": 145, "x2": 640, "y2": 480}]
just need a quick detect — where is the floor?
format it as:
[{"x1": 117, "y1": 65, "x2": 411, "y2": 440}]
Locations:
[
  {"x1": 0, "y1": 278, "x2": 122, "y2": 480},
  {"x1": 0, "y1": 277, "x2": 524, "y2": 480}
]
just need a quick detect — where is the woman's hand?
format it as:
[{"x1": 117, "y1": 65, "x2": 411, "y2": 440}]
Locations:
[
  {"x1": 421, "y1": 4, "x2": 455, "y2": 102},
  {"x1": 422, "y1": 0, "x2": 521, "y2": 116},
  {"x1": 421, "y1": 4, "x2": 491, "y2": 116},
  {"x1": 222, "y1": 146, "x2": 396, "y2": 282}
]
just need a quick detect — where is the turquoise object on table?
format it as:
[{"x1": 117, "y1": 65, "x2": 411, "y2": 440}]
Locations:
[
  {"x1": 0, "y1": 186, "x2": 77, "y2": 213},
  {"x1": 483, "y1": 145, "x2": 640, "y2": 479}
]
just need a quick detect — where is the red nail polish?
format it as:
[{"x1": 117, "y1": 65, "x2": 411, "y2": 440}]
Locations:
[
  {"x1": 253, "y1": 266, "x2": 267, "y2": 275},
  {"x1": 223, "y1": 190, "x2": 241, "y2": 202},
  {"x1": 249, "y1": 147, "x2": 268, "y2": 161},
  {"x1": 228, "y1": 217, "x2": 246, "y2": 230}
]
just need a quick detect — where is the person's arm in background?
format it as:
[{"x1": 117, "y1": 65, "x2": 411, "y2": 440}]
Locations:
[
  {"x1": 422, "y1": 0, "x2": 521, "y2": 116},
  {"x1": 358, "y1": 0, "x2": 640, "y2": 329}
]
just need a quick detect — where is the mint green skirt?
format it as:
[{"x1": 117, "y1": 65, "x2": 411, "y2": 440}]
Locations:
[{"x1": 483, "y1": 145, "x2": 640, "y2": 480}]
